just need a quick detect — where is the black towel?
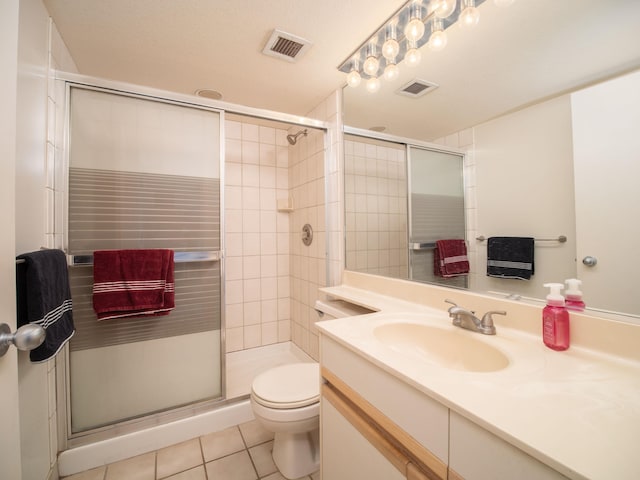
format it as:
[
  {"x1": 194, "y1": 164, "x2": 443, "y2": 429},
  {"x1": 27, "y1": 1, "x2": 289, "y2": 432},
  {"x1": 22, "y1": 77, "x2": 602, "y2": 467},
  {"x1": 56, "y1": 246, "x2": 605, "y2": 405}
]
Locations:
[
  {"x1": 486, "y1": 237, "x2": 535, "y2": 280},
  {"x1": 16, "y1": 249, "x2": 75, "y2": 362}
]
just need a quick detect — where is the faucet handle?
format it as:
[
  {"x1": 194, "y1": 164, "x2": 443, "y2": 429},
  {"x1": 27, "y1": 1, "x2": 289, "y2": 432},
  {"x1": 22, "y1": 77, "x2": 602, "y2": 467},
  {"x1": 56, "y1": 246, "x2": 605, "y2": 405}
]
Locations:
[
  {"x1": 444, "y1": 299, "x2": 458, "y2": 307},
  {"x1": 481, "y1": 310, "x2": 506, "y2": 328}
]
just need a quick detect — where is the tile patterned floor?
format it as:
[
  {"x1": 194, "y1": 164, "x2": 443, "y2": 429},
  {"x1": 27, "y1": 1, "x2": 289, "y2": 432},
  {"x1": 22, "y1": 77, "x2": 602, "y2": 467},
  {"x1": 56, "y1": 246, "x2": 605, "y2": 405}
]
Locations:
[{"x1": 62, "y1": 420, "x2": 320, "y2": 480}]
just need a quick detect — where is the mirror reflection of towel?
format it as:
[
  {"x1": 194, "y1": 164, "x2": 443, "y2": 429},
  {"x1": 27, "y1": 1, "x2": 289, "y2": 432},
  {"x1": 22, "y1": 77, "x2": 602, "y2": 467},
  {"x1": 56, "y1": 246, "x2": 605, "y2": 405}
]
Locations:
[
  {"x1": 487, "y1": 237, "x2": 535, "y2": 280},
  {"x1": 434, "y1": 239, "x2": 469, "y2": 277}
]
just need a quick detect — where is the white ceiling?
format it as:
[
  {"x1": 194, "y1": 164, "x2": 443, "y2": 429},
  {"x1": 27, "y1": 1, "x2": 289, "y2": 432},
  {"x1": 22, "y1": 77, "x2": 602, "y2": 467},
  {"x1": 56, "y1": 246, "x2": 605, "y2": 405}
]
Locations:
[{"x1": 44, "y1": 0, "x2": 640, "y2": 140}]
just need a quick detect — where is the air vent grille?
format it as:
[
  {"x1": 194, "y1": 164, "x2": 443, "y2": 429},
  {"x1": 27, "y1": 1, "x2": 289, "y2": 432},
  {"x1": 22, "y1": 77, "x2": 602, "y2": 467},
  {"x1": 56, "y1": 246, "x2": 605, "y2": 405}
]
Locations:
[
  {"x1": 271, "y1": 37, "x2": 304, "y2": 58},
  {"x1": 396, "y1": 79, "x2": 439, "y2": 98},
  {"x1": 262, "y1": 29, "x2": 312, "y2": 62}
]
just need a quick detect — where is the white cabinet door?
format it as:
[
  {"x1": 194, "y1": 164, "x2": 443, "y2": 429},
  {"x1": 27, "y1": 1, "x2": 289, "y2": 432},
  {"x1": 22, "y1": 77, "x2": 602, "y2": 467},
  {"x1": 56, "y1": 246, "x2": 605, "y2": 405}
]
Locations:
[
  {"x1": 321, "y1": 399, "x2": 406, "y2": 480},
  {"x1": 449, "y1": 412, "x2": 567, "y2": 480}
]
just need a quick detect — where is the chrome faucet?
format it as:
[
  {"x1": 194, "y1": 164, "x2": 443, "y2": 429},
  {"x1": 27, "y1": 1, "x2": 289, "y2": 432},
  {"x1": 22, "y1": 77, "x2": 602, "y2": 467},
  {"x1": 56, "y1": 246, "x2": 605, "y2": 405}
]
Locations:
[{"x1": 444, "y1": 299, "x2": 506, "y2": 335}]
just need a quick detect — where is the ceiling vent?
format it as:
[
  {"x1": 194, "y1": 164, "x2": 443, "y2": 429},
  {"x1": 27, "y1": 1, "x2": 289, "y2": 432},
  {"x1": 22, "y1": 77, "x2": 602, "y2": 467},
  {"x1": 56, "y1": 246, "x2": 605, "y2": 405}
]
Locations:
[
  {"x1": 262, "y1": 29, "x2": 312, "y2": 62},
  {"x1": 396, "y1": 79, "x2": 439, "y2": 98}
]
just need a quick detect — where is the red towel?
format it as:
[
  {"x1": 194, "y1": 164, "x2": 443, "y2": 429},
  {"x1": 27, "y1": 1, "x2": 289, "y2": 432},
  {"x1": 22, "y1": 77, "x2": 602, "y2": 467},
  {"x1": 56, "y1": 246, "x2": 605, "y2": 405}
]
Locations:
[
  {"x1": 92, "y1": 249, "x2": 175, "y2": 320},
  {"x1": 434, "y1": 239, "x2": 469, "y2": 277}
]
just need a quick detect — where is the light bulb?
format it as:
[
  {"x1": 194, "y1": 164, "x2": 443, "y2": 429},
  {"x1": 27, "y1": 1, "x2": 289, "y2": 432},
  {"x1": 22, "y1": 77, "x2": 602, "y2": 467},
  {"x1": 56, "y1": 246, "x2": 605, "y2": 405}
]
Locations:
[
  {"x1": 346, "y1": 70, "x2": 361, "y2": 88},
  {"x1": 405, "y1": 47, "x2": 421, "y2": 67},
  {"x1": 404, "y1": 18, "x2": 425, "y2": 43},
  {"x1": 428, "y1": 30, "x2": 447, "y2": 51},
  {"x1": 363, "y1": 55, "x2": 380, "y2": 76},
  {"x1": 459, "y1": 2, "x2": 480, "y2": 28},
  {"x1": 382, "y1": 38, "x2": 400, "y2": 61},
  {"x1": 384, "y1": 63, "x2": 399, "y2": 81},
  {"x1": 494, "y1": 0, "x2": 514, "y2": 6},
  {"x1": 432, "y1": 0, "x2": 457, "y2": 19},
  {"x1": 428, "y1": 18, "x2": 447, "y2": 52},
  {"x1": 366, "y1": 76, "x2": 381, "y2": 93}
]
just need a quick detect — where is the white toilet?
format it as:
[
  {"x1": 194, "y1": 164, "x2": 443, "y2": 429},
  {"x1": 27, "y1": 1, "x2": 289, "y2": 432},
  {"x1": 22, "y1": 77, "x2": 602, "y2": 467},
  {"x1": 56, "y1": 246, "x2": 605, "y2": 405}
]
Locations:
[{"x1": 250, "y1": 362, "x2": 320, "y2": 479}]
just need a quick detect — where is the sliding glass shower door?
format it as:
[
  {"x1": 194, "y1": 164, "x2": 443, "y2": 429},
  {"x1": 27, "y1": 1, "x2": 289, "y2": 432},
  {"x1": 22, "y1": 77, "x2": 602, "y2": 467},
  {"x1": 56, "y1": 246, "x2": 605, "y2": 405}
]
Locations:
[
  {"x1": 408, "y1": 146, "x2": 466, "y2": 288},
  {"x1": 66, "y1": 86, "x2": 223, "y2": 434}
]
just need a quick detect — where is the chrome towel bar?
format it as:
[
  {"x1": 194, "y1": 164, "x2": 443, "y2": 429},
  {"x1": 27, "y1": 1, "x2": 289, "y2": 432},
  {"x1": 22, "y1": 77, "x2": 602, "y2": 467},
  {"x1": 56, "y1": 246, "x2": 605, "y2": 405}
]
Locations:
[
  {"x1": 476, "y1": 235, "x2": 567, "y2": 243},
  {"x1": 66, "y1": 250, "x2": 221, "y2": 266}
]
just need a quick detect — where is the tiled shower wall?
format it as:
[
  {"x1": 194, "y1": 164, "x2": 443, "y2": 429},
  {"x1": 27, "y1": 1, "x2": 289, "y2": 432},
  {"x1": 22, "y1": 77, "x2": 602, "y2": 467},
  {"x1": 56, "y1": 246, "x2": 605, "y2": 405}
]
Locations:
[
  {"x1": 288, "y1": 127, "x2": 327, "y2": 360},
  {"x1": 224, "y1": 120, "x2": 292, "y2": 352}
]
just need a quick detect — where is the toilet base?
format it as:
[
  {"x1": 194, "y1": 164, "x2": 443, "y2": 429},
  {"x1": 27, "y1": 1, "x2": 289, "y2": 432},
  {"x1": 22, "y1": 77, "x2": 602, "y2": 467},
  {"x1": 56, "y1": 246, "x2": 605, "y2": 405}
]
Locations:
[{"x1": 272, "y1": 427, "x2": 319, "y2": 479}]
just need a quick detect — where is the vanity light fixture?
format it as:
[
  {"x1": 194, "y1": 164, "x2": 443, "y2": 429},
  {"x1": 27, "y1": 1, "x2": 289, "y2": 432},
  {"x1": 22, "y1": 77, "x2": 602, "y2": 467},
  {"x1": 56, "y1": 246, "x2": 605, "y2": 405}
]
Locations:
[
  {"x1": 428, "y1": 17, "x2": 447, "y2": 51},
  {"x1": 346, "y1": 58, "x2": 362, "y2": 87},
  {"x1": 405, "y1": 40, "x2": 422, "y2": 67},
  {"x1": 366, "y1": 76, "x2": 382, "y2": 93},
  {"x1": 459, "y1": 0, "x2": 481, "y2": 28},
  {"x1": 338, "y1": 0, "x2": 513, "y2": 92}
]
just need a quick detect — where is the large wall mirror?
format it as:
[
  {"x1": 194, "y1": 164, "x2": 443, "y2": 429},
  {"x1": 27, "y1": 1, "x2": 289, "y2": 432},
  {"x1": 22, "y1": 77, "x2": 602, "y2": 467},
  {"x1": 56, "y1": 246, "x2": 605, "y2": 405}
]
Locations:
[{"x1": 342, "y1": 0, "x2": 640, "y2": 321}]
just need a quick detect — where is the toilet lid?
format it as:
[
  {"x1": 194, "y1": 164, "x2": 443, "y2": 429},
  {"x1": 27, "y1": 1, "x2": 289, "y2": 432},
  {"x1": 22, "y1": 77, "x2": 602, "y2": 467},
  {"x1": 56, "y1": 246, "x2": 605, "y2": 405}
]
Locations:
[{"x1": 251, "y1": 363, "x2": 320, "y2": 409}]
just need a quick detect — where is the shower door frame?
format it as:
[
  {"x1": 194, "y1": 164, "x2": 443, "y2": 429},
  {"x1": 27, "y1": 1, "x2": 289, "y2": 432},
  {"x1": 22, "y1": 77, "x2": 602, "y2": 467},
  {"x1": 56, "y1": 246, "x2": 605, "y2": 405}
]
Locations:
[
  {"x1": 56, "y1": 72, "x2": 330, "y2": 449},
  {"x1": 61, "y1": 80, "x2": 227, "y2": 446}
]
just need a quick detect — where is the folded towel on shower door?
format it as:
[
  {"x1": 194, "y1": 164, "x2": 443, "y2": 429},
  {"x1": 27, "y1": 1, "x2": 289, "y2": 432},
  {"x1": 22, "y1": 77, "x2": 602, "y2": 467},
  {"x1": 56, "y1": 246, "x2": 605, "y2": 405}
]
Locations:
[
  {"x1": 92, "y1": 249, "x2": 175, "y2": 320},
  {"x1": 434, "y1": 239, "x2": 469, "y2": 277},
  {"x1": 486, "y1": 236, "x2": 535, "y2": 280},
  {"x1": 16, "y1": 249, "x2": 75, "y2": 362}
]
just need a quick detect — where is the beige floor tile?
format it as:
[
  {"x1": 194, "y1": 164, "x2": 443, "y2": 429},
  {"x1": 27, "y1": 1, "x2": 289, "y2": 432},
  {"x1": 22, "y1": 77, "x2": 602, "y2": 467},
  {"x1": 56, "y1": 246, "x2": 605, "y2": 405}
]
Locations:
[
  {"x1": 238, "y1": 419, "x2": 274, "y2": 447},
  {"x1": 156, "y1": 438, "x2": 203, "y2": 479},
  {"x1": 105, "y1": 452, "x2": 155, "y2": 480},
  {"x1": 260, "y1": 474, "x2": 287, "y2": 480},
  {"x1": 205, "y1": 450, "x2": 257, "y2": 480},
  {"x1": 310, "y1": 471, "x2": 320, "y2": 480},
  {"x1": 161, "y1": 465, "x2": 206, "y2": 480},
  {"x1": 260, "y1": 473, "x2": 313, "y2": 480},
  {"x1": 248, "y1": 440, "x2": 277, "y2": 478},
  {"x1": 62, "y1": 465, "x2": 106, "y2": 480},
  {"x1": 201, "y1": 426, "x2": 245, "y2": 462}
]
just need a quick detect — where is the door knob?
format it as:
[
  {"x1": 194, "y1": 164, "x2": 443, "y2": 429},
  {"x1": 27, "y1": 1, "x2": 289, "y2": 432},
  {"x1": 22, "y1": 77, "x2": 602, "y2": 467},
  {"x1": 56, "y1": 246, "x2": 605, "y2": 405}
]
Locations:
[
  {"x1": 0, "y1": 323, "x2": 45, "y2": 357},
  {"x1": 582, "y1": 256, "x2": 598, "y2": 267}
]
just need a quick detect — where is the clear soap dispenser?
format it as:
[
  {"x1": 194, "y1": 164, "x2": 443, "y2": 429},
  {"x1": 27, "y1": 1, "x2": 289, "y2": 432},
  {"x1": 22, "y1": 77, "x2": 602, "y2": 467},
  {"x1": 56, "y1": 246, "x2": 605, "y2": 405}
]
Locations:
[
  {"x1": 542, "y1": 283, "x2": 570, "y2": 351},
  {"x1": 565, "y1": 278, "x2": 585, "y2": 312}
]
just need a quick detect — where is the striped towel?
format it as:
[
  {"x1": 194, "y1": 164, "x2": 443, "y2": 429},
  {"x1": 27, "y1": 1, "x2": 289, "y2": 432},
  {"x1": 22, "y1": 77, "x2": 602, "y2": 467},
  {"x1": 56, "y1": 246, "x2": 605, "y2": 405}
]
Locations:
[
  {"x1": 16, "y1": 249, "x2": 75, "y2": 362},
  {"x1": 92, "y1": 249, "x2": 175, "y2": 320},
  {"x1": 434, "y1": 239, "x2": 469, "y2": 277}
]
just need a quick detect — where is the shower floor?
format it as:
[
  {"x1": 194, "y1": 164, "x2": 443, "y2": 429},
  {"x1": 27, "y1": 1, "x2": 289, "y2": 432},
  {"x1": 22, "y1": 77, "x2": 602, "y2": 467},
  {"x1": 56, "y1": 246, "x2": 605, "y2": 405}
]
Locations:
[{"x1": 226, "y1": 342, "x2": 315, "y2": 399}]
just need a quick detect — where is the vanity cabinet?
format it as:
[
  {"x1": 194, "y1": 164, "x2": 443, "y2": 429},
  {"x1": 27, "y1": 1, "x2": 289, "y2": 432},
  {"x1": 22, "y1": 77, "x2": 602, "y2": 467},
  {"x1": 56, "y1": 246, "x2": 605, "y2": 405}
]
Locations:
[
  {"x1": 320, "y1": 333, "x2": 568, "y2": 480},
  {"x1": 448, "y1": 412, "x2": 568, "y2": 480},
  {"x1": 320, "y1": 335, "x2": 448, "y2": 480}
]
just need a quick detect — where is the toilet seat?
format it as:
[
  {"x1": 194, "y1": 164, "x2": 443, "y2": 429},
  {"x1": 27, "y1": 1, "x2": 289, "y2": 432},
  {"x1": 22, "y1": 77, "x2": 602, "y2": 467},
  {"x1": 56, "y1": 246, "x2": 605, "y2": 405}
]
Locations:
[{"x1": 251, "y1": 363, "x2": 320, "y2": 409}]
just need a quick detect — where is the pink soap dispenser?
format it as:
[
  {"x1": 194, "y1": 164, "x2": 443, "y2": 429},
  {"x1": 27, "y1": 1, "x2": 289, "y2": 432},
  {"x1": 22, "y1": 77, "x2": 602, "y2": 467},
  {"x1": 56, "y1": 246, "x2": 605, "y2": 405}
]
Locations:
[
  {"x1": 542, "y1": 283, "x2": 570, "y2": 351},
  {"x1": 565, "y1": 278, "x2": 585, "y2": 312}
]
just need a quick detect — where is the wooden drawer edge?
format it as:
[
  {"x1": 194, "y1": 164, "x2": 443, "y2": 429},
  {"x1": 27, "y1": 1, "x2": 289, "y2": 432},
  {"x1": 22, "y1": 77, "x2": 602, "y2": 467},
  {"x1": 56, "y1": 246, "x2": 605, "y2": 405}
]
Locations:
[{"x1": 322, "y1": 366, "x2": 447, "y2": 480}]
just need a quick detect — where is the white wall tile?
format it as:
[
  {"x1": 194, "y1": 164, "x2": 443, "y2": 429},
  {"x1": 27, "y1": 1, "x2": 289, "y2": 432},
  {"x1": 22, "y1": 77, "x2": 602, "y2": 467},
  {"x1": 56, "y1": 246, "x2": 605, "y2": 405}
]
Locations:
[{"x1": 243, "y1": 301, "x2": 261, "y2": 326}]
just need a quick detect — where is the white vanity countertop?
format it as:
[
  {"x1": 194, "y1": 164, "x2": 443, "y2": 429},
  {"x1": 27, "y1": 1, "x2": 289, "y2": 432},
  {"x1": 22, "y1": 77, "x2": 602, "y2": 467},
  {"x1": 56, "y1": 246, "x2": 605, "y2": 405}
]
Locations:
[{"x1": 316, "y1": 284, "x2": 640, "y2": 480}]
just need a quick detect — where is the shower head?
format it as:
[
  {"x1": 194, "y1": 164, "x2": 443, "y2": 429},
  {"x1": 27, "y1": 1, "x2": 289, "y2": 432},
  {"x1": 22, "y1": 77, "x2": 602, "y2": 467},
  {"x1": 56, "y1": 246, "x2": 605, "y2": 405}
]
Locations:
[{"x1": 286, "y1": 129, "x2": 308, "y2": 145}]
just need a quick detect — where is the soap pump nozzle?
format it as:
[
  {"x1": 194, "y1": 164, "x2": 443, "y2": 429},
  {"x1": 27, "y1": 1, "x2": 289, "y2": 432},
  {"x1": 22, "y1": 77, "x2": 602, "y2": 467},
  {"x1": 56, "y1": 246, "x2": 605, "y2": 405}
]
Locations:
[
  {"x1": 543, "y1": 283, "x2": 565, "y2": 307},
  {"x1": 564, "y1": 278, "x2": 585, "y2": 311}
]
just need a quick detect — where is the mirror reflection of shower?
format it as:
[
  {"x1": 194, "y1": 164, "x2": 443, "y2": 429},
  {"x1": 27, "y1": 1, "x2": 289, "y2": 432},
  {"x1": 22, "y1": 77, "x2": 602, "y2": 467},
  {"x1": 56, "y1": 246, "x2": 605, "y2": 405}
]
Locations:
[{"x1": 287, "y1": 129, "x2": 307, "y2": 145}]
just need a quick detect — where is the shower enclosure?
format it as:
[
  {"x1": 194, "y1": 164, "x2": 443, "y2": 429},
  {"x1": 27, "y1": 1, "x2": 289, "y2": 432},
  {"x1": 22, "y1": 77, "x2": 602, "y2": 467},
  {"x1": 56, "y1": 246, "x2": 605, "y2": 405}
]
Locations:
[
  {"x1": 65, "y1": 86, "x2": 224, "y2": 437},
  {"x1": 344, "y1": 132, "x2": 466, "y2": 288}
]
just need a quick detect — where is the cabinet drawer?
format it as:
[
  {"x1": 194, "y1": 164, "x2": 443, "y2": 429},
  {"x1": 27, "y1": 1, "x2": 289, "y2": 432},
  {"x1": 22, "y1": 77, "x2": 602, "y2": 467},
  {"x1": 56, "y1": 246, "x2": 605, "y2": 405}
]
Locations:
[{"x1": 321, "y1": 334, "x2": 449, "y2": 465}]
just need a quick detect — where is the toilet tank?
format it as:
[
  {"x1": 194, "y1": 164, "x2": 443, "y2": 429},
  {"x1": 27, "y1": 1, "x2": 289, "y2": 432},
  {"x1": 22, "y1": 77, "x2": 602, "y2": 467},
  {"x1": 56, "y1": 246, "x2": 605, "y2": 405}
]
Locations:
[{"x1": 314, "y1": 299, "x2": 374, "y2": 320}]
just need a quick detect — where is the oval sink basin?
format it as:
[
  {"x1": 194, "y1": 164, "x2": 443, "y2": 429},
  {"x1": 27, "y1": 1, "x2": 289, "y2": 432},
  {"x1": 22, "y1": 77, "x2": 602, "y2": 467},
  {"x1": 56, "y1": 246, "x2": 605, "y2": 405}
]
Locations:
[{"x1": 373, "y1": 322, "x2": 510, "y2": 372}]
